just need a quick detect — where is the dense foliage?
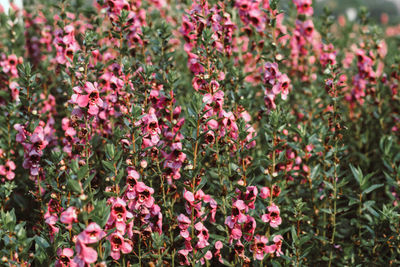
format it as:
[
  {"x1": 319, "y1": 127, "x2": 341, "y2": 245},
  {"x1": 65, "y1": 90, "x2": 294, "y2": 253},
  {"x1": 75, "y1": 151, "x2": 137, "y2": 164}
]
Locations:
[{"x1": 0, "y1": 0, "x2": 399, "y2": 266}]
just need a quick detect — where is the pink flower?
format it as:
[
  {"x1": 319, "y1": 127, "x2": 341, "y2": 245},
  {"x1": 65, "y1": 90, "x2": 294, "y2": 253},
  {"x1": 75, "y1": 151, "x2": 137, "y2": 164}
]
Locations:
[
  {"x1": 273, "y1": 235, "x2": 283, "y2": 256},
  {"x1": 177, "y1": 249, "x2": 190, "y2": 266},
  {"x1": 0, "y1": 160, "x2": 16, "y2": 180},
  {"x1": 234, "y1": 240, "x2": 245, "y2": 258},
  {"x1": 278, "y1": 74, "x2": 291, "y2": 100},
  {"x1": 195, "y1": 222, "x2": 209, "y2": 248},
  {"x1": 214, "y1": 241, "x2": 224, "y2": 263},
  {"x1": 74, "y1": 239, "x2": 98, "y2": 265},
  {"x1": 77, "y1": 222, "x2": 106, "y2": 244},
  {"x1": 242, "y1": 215, "x2": 256, "y2": 241},
  {"x1": 177, "y1": 214, "x2": 191, "y2": 239},
  {"x1": 109, "y1": 232, "x2": 133, "y2": 260},
  {"x1": 225, "y1": 200, "x2": 247, "y2": 228},
  {"x1": 264, "y1": 62, "x2": 280, "y2": 85},
  {"x1": 264, "y1": 93, "x2": 276, "y2": 110},
  {"x1": 293, "y1": 0, "x2": 313, "y2": 16},
  {"x1": 260, "y1": 187, "x2": 270, "y2": 199},
  {"x1": 71, "y1": 82, "x2": 103, "y2": 115},
  {"x1": 56, "y1": 248, "x2": 76, "y2": 267},
  {"x1": 251, "y1": 235, "x2": 268, "y2": 260},
  {"x1": 184, "y1": 190, "x2": 195, "y2": 204},
  {"x1": 45, "y1": 214, "x2": 59, "y2": 241},
  {"x1": 261, "y1": 204, "x2": 282, "y2": 228},
  {"x1": 244, "y1": 186, "x2": 258, "y2": 209},
  {"x1": 60, "y1": 207, "x2": 78, "y2": 229},
  {"x1": 110, "y1": 198, "x2": 128, "y2": 227},
  {"x1": 135, "y1": 182, "x2": 155, "y2": 208}
]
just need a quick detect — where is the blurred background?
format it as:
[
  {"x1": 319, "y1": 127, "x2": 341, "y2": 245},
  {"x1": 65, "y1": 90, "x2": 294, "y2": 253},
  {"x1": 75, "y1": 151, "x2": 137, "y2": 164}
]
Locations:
[
  {"x1": 282, "y1": 0, "x2": 400, "y2": 24},
  {"x1": 1, "y1": 0, "x2": 400, "y2": 24},
  {"x1": 315, "y1": 0, "x2": 400, "y2": 24}
]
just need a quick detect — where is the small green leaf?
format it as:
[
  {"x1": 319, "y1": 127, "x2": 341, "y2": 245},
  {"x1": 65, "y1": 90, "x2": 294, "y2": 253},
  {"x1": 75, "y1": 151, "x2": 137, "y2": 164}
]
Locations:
[
  {"x1": 67, "y1": 179, "x2": 82, "y2": 193},
  {"x1": 102, "y1": 160, "x2": 115, "y2": 172},
  {"x1": 77, "y1": 165, "x2": 89, "y2": 180},
  {"x1": 363, "y1": 184, "x2": 383, "y2": 195}
]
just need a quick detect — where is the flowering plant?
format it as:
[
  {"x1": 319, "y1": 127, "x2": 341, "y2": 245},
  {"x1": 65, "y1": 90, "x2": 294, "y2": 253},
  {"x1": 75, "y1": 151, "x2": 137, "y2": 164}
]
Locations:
[{"x1": 0, "y1": 0, "x2": 399, "y2": 266}]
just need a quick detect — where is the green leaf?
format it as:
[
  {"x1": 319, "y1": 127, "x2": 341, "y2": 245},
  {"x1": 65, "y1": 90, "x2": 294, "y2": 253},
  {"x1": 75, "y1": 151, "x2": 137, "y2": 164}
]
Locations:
[
  {"x1": 83, "y1": 173, "x2": 96, "y2": 190},
  {"x1": 105, "y1": 143, "x2": 115, "y2": 159},
  {"x1": 67, "y1": 179, "x2": 82, "y2": 193},
  {"x1": 34, "y1": 236, "x2": 50, "y2": 249},
  {"x1": 362, "y1": 184, "x2": 383, "y2": 195},
  {"x1": 102, "y1": 160, "x2": 115, "y2": 172},
  {"x1": 77, "y1": 165, "x2": 89, "y2": 180},
  {"x1": 349, "y1": 164, "x2": 363, "y2": 186}
]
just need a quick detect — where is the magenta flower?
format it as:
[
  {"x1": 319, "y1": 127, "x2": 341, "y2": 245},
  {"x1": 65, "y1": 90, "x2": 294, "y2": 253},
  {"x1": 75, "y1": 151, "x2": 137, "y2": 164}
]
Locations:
[
  {"x1": 214, "y1": 241, "x2": 224, "y2": 263},
  {"x1": 177, "y1": 213, "x2": 191, "y2": 239},
  {"x1": 74, "y1": 239, "x2": 98, "y2": 266},
  {"x1": 60, "y1": 207, "x2": 78, "y2": 229},
  {"x1": 260, "y1": 187, "x2": 271, "y2": 199},
  {"x1": 293, "y1": 0, "x2": 313, "y2": 16},
  {"x1": 45, "y1": 214, "x2": 59, "y2": 241},
  {"x1": 183, "y1": 190, "x2": 195, "y2": 204},
  {"x1": 0, "y1": 54, "x2": 20, "y2": 77},
  {"x1": 273, "y1": 235, "x2": 283, "y2": 256},
  {"x1": 177, "y1": 249, "x2": 191, "y2": 266},
  {"x1": 194, "y1": 222, "x2": 209, "y2": 249},
  {"x1": 0, "y1": 160, "x2": 16, "y2": 180},
  {"x1": 261, "y1": 204, "x2": 282, "y2": 228},
  {"x1": 225, "y1": 200, "x2": 247, "y2": 228},
  {"x1": 71, "y1": 82, "x2": 103, "y2": 115},
  {"x1": 264, "y1": 93, "x2": 276, "y2": 110},
  {"x1": 107, "y1": 197, "x2": 132, "y2": 234},
  {"x1": 244, "y1": 186, "x2": 258, "y2": 209},
  {"x1": 251, "y1": 235, "x2": 268, "y2": 260},
  {"x1": 135, "y1": 182, "x2": 155, "y2": 208},
  {"x1": 109, "y1": 232, "x2": 133, "y2": 260},
  {"x1": 243, "y1": 215, "x2": 256, "y2": 242},
  {"x1": 278, "y1": 74, "x2": 291, "y2": 100},
  {"x1": 77, "y1": 222, "x2": 106, "y2": 244},
  {"x1": 126, "y1": 167, "x2": 139, "y2": 199},
  {"x1": 56, "y1": 248, "x2": 76, "y2": 267}
]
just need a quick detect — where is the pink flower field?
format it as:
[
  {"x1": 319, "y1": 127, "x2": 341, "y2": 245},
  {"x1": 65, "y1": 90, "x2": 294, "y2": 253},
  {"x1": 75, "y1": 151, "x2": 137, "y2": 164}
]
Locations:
[{"x1": 0, "y1": 0, "x2": 399, "y2": 266}]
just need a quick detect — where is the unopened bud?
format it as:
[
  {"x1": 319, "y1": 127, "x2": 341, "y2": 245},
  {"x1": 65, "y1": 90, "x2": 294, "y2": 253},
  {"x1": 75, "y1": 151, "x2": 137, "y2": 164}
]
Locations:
[{"x1": 140, "y1": 160, "x2": 148, "y2": 169}]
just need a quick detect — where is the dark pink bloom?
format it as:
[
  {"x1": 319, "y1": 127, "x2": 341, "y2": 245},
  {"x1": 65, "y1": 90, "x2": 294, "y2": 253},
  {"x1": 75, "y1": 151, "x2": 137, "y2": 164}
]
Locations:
[
  {"x1": 60, "y1": 207, "x2": 78, "y2": 229},
  {"x1": 293, "y1": 0, "x2": 313, "y2": 16},
  {"x1": 135, "y1": 182, "x2": 155, "y2": 208},
  {"x1": 251, "y1": 235, "x2": 268, "y2": 260},
  {"x1": 244, "y1": 186, "x2": 258, "y2": 209},
  {"x1": 243, "y1": 215, "x2": 256, "y2": 241},
  {"x1": 56, "y1": 248, "x2": 76, "y2": 267},
  {"x1": 273, "y1": 235, "x2": 283, "y2": 256},
  {"x1": 195, "y1": 222, "x2": 209, "y2": 249},
  {"x1": 0, "y1": 160, "x2": 16, "y2": 180},
  {"x1": 214, "y1": 241, "x2": 224, "y2": 263},
  {"x1": 261, "y1": 204, "x2": 282, "y2": 228},
  {"x1": 45, "y1": 214, "x2": 59, "y2": 241},
  {"x1": 225, "y1": 200, "x2": 247, "y2": 228},
  {"x1": 260, "y1": 187, "x2": 270, "y2": 199},
  {"x1": 77, "y1": 222, "x2": 106, "y2": 244},
  {"x1": 178, "y1": 249, "x2": 190, "y2": 266},
  {"x1": 71, "y1": 82, "x2": 103, "y2": 116},
  {"x1": 177, "y1": 214, "x2": 191, "y2": 239},
  {"x1": 74, "y1": 239, "x2": 98, "y2": 266},
  {"x1": 184, "y1": 190, "x2": 195, "y2": 204},
  {"x1": 264, "y1": 93, "x2": 276, "y2": 110},
  {"x1": 109, "y1": 232, "x2": 133, "y2": 260},
  {"x1": 278, "y1": 74, "x2": 291, "y2": 100}
]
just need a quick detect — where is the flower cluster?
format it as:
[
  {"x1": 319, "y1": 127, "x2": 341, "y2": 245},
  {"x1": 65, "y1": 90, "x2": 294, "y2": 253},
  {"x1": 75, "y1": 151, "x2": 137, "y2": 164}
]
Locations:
[{"x1": 0, "y1": 0, "x2": 399, "y2": 266}]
